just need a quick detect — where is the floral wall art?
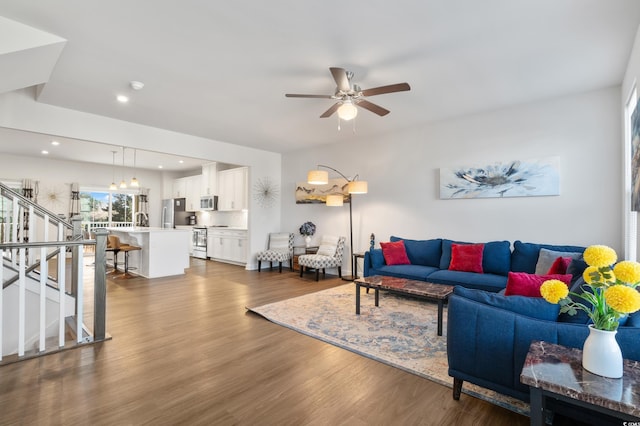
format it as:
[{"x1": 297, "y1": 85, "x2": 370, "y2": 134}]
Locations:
[
  {"x1": 295, "y1": 178, "x2": 349, "y2": 204},
  {"x1": 439, "y1": 157, "x2": 560, "y2": 199}
]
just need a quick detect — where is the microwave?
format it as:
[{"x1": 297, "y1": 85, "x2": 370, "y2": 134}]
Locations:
[{"x1": 200, "y1": 195, "x2": 218, "y2": 211}]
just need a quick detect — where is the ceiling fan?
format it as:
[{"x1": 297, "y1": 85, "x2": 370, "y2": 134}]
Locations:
[{"x1": 285, "y1": 67, "x2": 411, "y2": 120}]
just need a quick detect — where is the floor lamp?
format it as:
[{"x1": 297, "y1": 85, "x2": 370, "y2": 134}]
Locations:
[{"x1": 307, "y1": 165, "x2": 368, "y2": 281}]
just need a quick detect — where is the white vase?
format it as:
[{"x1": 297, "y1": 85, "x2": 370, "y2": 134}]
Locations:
[
  {"x1": 582, "y1": 324, "x2": 623, "y2": 378},
  {"x1": 304, "y1": 236, "x2": 311, "y2": 247}
]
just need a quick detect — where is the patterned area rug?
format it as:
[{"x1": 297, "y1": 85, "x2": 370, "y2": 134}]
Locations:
[{"x1": 248, "y1": 284, "x2": 529, "y2": 416}]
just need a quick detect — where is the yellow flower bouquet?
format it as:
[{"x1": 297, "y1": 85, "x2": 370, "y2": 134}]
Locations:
[{"x1": 540, "y1": 245, "x2": 640, "y2": 331}]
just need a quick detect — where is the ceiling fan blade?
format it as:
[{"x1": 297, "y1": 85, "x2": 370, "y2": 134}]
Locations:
[
  {"x1": 329, "y1": 67, "x2": 351, "y2": 92},
  {"x1": 356, "y1": 99, "x2": 390, "y2": 116},
  {"x1": 360, "y1": 82, "x2": 411, "y2": 97},
  {"x1": 285, "y1": 94, "x2": 333, "y2": 99},
  {"x1": 320, "y1": 103, "x2": 340, "y2": 118}
]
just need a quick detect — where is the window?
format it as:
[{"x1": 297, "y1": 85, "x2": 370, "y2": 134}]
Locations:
[{"x1": 80, "y1": 189, "x2": 136, "y2": 230}]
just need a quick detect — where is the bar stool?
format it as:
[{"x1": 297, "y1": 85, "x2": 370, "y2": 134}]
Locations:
[
  {"x1": 106, "y1": 235, "x2": 121, "y2": 274},
  {"x1": 108, "y1": 235, "x2": 141, "y2": 278},
  {"x1": 119, "y1": 244, "x2": 142, "y2": 278}
]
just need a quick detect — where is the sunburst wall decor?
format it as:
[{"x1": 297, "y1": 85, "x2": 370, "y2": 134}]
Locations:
[{"x1": 253, "y1": 177, "x2": 279, "y2": 208}]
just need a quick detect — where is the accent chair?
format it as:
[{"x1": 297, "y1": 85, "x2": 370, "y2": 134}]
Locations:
[
  {"x1": 298, "y1": 235, "x2": 346, "y2": 281},
  {"x1": 256, "y1": 232, "x2": 294, "y2": 272}
]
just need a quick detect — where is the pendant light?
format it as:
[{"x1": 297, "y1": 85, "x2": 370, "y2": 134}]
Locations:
[
  {"x1": 130, "y1": 148, "x2": 139, "y2": 187},
  {"x1": 109, "y1": 151, "x2": 117, "y2": 190},
  {"x1": 119, "y1": 146, "x2": 127, "y2": 189}
]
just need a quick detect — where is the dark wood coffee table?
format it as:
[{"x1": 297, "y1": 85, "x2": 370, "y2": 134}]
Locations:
[{"x1": 354, "y1": 275, "x2": 454, "y2": 336}]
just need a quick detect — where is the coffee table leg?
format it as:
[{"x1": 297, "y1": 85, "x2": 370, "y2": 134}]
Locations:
[
  {"x1": 437, "y1": 300, "x2": 444, "y2": 336},
  {"x1": 529, "y1": 387, "x2": 545, "y2": 426},
  {"x1": 355, "y1": 283, "x2": 361, "y2": 315},
  {"x1": 375, "y1": 288, "x2": 379, "y2": 307}
]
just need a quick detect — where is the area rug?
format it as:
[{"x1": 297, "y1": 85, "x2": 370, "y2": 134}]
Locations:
[{"x1": 248, "y1": 284, "x2": 529, "y2": 417}]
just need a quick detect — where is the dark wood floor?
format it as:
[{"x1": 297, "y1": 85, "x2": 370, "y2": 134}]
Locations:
[{"x1": 0, "y1": 259, "x2": 528, "y2": 425}]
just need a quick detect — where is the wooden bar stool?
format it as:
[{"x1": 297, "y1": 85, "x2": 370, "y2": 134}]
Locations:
[{"x1": 119, "y1": 244, "x2": 142, "y2": 278}]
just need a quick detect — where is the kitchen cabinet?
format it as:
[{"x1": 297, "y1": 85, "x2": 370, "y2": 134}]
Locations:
[
  {"x1": 173, "y1": 176, "x2": 201, "y2": 211},
  {"x1": 207, "y1": 229, "x2": 247, "y2": 264},
  {"x1": 185, "y1": 175, "x2": 201, "y2": 211},
  {"x1": 172, "y1": 178, "x2": 187, "y2": 198},
  {"x1": 218, "y1": 167, "x2": 248, "y2": 211},
  {"x1": 201, "y1": 162, "x2": 218, "y2": 196}
]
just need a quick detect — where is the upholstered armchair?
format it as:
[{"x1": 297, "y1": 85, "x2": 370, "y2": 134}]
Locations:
[
  {"x1": 256, "y1": 232, "x2": 294, "y2": 272},
  {"x1": 298, "y1": 235, "x2": 346, "y2": 281}
]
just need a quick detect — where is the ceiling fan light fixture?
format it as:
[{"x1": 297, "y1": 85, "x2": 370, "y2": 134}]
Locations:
[{"x1": 337, "y1": 100, "x2": 358, "y2": 121}]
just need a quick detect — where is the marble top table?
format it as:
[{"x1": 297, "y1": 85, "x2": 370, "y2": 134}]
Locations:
[
  {"x1": 520, "y1": 340, "x2": 640, "y2": 425},
  {"x1": 354, "y1": 275, "x2": 454, "y2": 336}
]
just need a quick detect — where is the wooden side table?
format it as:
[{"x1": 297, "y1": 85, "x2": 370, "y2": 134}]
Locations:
[
  {"x1": 520, "y1": 341, "x2": 640, "y2": 425},
  {"x1": 292, "y1": 245, "x2": 318, "y2": 271}
]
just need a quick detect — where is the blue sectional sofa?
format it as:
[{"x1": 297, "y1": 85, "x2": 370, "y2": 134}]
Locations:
[
  {"x1": 363, "y1": 236, "x2": 586, "y2": 292},
  {"x1": 447, "y1": 286, "x2": 640, "y2": 406}
]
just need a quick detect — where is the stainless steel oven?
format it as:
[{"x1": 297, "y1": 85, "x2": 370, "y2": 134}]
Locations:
[{"x1": 193, "y1": 227, "x2": 208, "y2": 259}]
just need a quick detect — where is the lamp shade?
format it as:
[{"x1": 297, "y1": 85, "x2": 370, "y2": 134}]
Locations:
[
  {"x1": 337, "y1": 101, "x2": 358, "y2": 121},
  {"x1": 326, "y1": 194, "x2": 344, "y2": 206},
  {"x1": 348, "y1": 180, "x2": 368, "y2": 194},
  {"x1": 308, "y1": 169, "x2": 329, "y2": 185}
]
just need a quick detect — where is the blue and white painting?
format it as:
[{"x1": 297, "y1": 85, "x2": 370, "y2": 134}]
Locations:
[{"x1": 439, "y1": 157, "x2": 560, "y2": 199}]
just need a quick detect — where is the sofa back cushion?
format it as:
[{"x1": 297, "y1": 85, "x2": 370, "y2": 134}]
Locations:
[
  {"x1": 440, "y1": 239, "x2": 511, "y2": 276},
  {"x1": 390, "y1": 236, "x2": 442, "y2": 267},
  {"x1": 511, "y1": 241, "x2": 586, "y2": 274},
  {"x1": 454, "y1": 286, "x2": 561, "y2": 321}
]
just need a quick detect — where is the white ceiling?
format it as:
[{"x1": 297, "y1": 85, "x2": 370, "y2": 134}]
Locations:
[{"x1": 0, "y1": 0, "x2": 639, "y2": 168}]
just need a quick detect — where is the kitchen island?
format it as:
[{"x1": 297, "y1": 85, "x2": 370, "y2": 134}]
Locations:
[{"x1": 106, "y1": 227, "x2": 191, "y2": 278}]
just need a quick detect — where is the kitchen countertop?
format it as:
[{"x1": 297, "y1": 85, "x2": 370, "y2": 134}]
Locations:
[
  {"x1": 106, "y1": 227, "x2": 190, "y2": 233},
  {"x1": 206, "y1": 226, "x2": 247, "y2": 231}
]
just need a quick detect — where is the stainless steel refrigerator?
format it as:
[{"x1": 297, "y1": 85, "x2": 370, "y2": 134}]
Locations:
[{"x1": 161, "y1": 198, "x2": 189, "y2": 228}]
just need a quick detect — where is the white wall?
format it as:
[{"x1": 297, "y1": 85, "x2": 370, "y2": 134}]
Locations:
[
  {"x1": 282, "y1": 87, "x2": 622, "y2": 275},
  {"x1": 0, "y1": 88, "x2": 283, "y2": 269}
]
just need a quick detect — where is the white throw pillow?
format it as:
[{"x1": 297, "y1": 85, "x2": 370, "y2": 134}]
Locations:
[{"x1": 316, "y1": 235, "x2": 340, "y2": 257}]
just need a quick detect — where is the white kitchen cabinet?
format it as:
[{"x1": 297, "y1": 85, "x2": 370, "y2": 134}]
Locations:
[
  {"x1": 173, "y1": 176, "x2": 201, "y2": 211},
  {"x1": 207, "y1": 229, "x2": 247, "y2": 264},
  {"x1": 172, "y1": 177, "x2": 187, "y2": 198},
  {"x1": 218, "y1": 167, "x2": 248, "y2": 211},
  {"x1": 201, "y1": 162, "x2": 218, "y2": 196},
  {"x1": 185, "y1": 175, "x2": 201, "y2": 211}
]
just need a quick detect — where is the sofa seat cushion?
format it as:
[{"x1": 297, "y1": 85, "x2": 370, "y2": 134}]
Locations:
[
  {"x1": 390, "y1": 236, "x2": 442, "y2": 267},
  {"x1": 440, "y1": 239, "x2": 511, "y2": 276},
  {"x1": 454, "y1": 286, "x2": 561, "y2": 321},
  {"x1": 369, "y1": 264, "x2": 439, "y2": 281},
  {"x1": 427, "y1": 269, "x2": 507, "y2": 292},
  {"x1": 511, "y1": 241, "x2": 586, "y2": 274}
]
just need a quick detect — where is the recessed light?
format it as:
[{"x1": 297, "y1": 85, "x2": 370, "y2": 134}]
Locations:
[
  {"x1": 117, "y1": 95, "x2": 129, "y2": 103},
  {"x1": 157, "y1": 165, "x2": 163, "y2": 169},
  {"x1": 51, "y1": 140, "x2": 60, "y2": 146},
  {"x1": 41, "y1": 150, "x2": 49, "y2": 155},
  {"x1": 179, "y1": 160, "x2": 184, "y2": 164}
]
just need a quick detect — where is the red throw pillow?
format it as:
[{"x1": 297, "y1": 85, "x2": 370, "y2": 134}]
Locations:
[
  {"x1": 546, "y1": 256, "x2": 572, "y2": 275},
  {"x1": 449, "y1": 243, "x2": 484, "y2": 273},
  {"x1": 380, "y1": 241, "x2": 411, "y2": 265},
  {"x1": 504, "y1": 272, "x2": 571, "y2": 297}
]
